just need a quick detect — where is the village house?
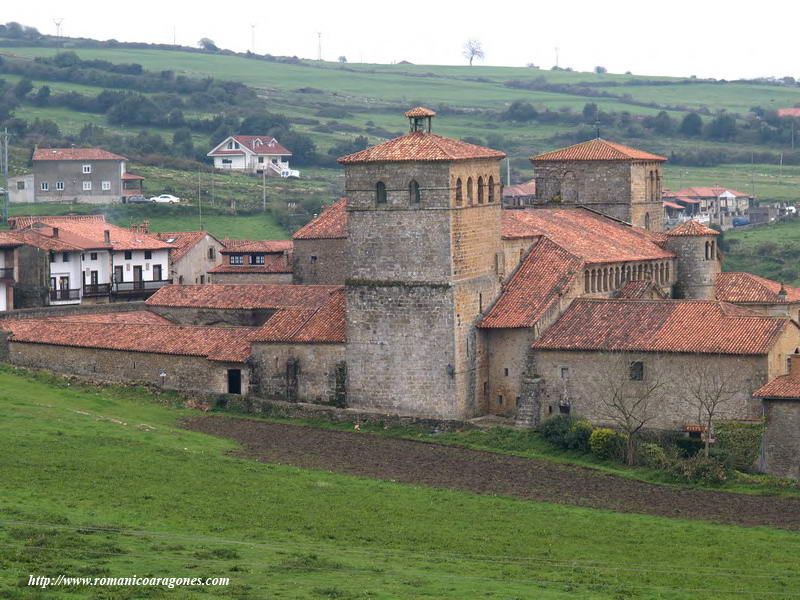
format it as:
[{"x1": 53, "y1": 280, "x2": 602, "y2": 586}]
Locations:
[
  {"x1": 502, "y1": 180, "x2": 536, "y2": 207},
  {"x1": 155, "y1": 231, "x2": 225, "y2": 285},
  {"x1": 0, "y1": 232, "x2": 22, "y2": 312},
  {"x1": 669, "y1": 186, "x2": 753, "y2": 230},
  {"x1": 8, "y1": 215, "x2": 173, "y2": 306},
  {"x1": 207, "y1": 135, "x2": 298, "y2": 177},
  {"x1": 208, "y1": 240, "x2": 293, "y2": 284},
  {"x1": 291, "y1": 198, "x2": 348, "y2": 285},
  {"x1": 8, "y1": 148, "x2": 144, "y2": 204}
]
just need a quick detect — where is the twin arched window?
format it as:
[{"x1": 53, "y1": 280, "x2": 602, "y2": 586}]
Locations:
[{"x1": 477, "y1": 176, "x2": 484, "y2": 204}]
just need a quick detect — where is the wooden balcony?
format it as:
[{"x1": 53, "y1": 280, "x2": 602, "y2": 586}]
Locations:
[
  {"x1": 50, "y1": 289, "x2": 80, "y2": 302},
  {"x1": 83, "y1": 283, "x2": 112, "y2": 297},
  {"x1": 111, "y1": 279, "x2": 172, "y2": 299}
]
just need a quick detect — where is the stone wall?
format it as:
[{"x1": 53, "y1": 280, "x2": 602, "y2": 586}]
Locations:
[
  {"x1": 759, "y1": 399, "x2": 800, "y2": 478},
  {"x1": 249, "y1": 342, "x2": 345, "y2": 404},
  {"x1": 292, "y1": 238, "x2": 347, "y2": 285},
  {"x1": 13, "y1": 245, "x2": 50, "y2": 308},
  {"x1": 666, "y1": 235, "x2": 720, "y2": 300},
  {"x1": 208, "y1": 271, "x2": 292, "y2": 285},
  {"x1": 171, "y1": 234, "x2": 224, "y2": 285},
  {"x1": 6, "y1": 342, "x2": 249, "y2": 395},
  {"x1": 148, "y1": 305, "x2": 274, "y2": 327}
]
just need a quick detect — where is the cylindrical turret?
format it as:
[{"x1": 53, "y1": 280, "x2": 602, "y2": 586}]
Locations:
[{"x1": 665, "y1": 220, "x2": 720, "y2": 299}]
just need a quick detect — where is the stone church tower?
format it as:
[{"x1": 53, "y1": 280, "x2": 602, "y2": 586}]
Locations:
[
  {"x1": 531, "y1": 138, "x2": 666, "y2": 231},
  {"x1": 338, "y1": 108, "x2": 506, "y2": 419},
  {"x1": 665, "y1": 219, "x2": 721, "y2": 299}
]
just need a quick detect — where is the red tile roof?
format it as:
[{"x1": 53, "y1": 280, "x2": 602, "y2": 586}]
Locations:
[
  {"x1": 501, "y1": 209, "x2": 673, "y2": 263},
  {"x1": 209, "y1": 136, "x2": 292, "y2": 156},
  {"x1": 662, "y1": 201, "x2": 684, "y2": 210},
  {"x1": 293, "y1": 198, "x2": 348, "y2": 240},
  {"x1": 156, "y1": 231, "x2": 220, "y2": 262},
  {"x1": 503, "y1": 180, "x2": 536, "y2": 198},
  {"x1": 716, "y1": 273, "x2": 800, "y2": 304},
  {"x1": 667, "y1": 220, "x2": 719, "y2": 236},
  {"x1": 146, "y1": 284, "x2": 342, "y2": 310},
  {"x1": 531, "y1": 139, "x2": 666, "y2": 162},
  {"x1": 209, "y1": 254, "x2": 293, "y2": 274},
  {"x1": 1, "y1": 311, "x2": 173, "y2": 326},
  {"x1": 479, "y1": 238, "x2": 582, "y2": 329},
  {"x1": 753, "y1": 375, "x2": 800, "y2": 399},
  {"x1": 32, "y1": 148, "x2": 127, "y2": 161},
  {"x1": 337, "y1": 131, "x2": 506, "y2": 164},
  {"x1": 532, "y1": 299, "x2": 790, "y2": 355},
  {"x1": 674, "y1": 187, "x2": 751, "y2": 198},
  {"x1": 615, "y1": 280, "x2": 657, "y2": 299},
  {"x1": 8, "y1": 215, "x2": 107, "y2": 231},
  {"x1": 404, "y1": 107, "x2": 436, "y2": 118},
  {"x1": 251, "y1": 287, "x2": 345, "y2": 343},
  {"x1": 12, "y1": 226, "x2": 106, "y2": 252},
  {"x1": 20, "y1": 219, "x2": 173, "y2": 252},
  {"x1": 219, "y1": 240, "x2": 292, "y2": 254},
  {"x1": 0, "y1": 320, "x2": 253, "y2": 363},
  {"x1": 122, "y1": 172, "x2": 145, "y2": 180},
  {"x1": 777, "y1": 108, "x2": 800, "y2": 118},
  {"x1": 0, "y1": 231, "x2": 22, "y2": 248}
]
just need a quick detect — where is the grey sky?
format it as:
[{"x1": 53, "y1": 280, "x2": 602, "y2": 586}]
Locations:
[{"x1": 6, "y1": 0, "x2": 798, "y2": 80}]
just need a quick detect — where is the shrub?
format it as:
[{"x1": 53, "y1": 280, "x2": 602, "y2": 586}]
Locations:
[
  {"x1": 589, "y1": 428, "x2": 627, "y2": 461},
  {"x1": 639, "y1": 442, "x2": 667, "y2": 469},
  {"x1": 564, "y1": 419, "x2": 593, "y2": 453},
  {"x1": 715, "y1": 421, "x2": 764, "y2": 472},
  {"x1": 538, "y1": 414, "x2": 577, "y2": 449},
  {"x1": 670, "y1": 455, "x2": 732, "y2": 485},
  {"x1": 674, "y1": 437, "x2": 704, "y2": 457}
]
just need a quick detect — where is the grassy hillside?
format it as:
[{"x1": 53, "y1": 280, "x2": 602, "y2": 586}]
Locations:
[{"x1": 2, "y1": 365, "x2": 800, "y2": 599}]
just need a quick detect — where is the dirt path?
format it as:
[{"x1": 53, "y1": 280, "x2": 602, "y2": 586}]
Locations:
[{"x1": 183, "y1": 416, "x2": 800, "y2": 531}]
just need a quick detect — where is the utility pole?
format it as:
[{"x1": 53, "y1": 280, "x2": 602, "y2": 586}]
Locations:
[
  {"x1": 1, "y1": 128, "x2": 9, "y2": 224},
  {"x1": 53, "y1": 19, "x2": 63, "y2": 38},
  {"x1": 197, "y1": 171, "x2": 203, "y2": 229},
  {"x1": 506, "y1": 158, "x2": 510, "y2": 186},
  {"x1": 554, "y1": 46, "x2": 559, "y2": 68},
  {"x1": 173, "y1": 25, "x2": 176, "y2": 46},
  {"x1": 211, "y1": 175, "x2": 215, "y2": 206},
  {"x1": 317, "y1": 32, "x2": 322, "y2": 61},
  {"x1": 250, "y1": 24, "x2": 256, "y2": 53},
  {"x1": 262, "y1": 168, "x2": 267, "y2": 212}
]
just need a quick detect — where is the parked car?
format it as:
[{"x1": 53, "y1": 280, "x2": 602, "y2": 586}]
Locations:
[
  {"x1": 150, "y1": 194, "x2": 181, "y2": 204},
  {"x1": 732, "y1": 216, "x2": 750, "y2": 227},
  {"x1": 125, "y1": 195, "x2": 150, "y2": 204}
]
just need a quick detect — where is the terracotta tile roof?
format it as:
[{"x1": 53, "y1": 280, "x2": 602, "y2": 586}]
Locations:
[
  {"x1": 662, "y1": 201, "x2": 684, "y2": 210},
  {"x1": 667, "y1": 220, "x2": 719, "y2": 236},
  {"x1": 337, "y1": 131, "x2": 506, "y2": 164},
  {"x1": 1, "y1": 311, "x2": 173, "y2": 326},
  {"x1": 777, "y1": 108, "x2": 800, "y2": 118},
  {"x1": 156, "y1": 231, "x2": 220, "y2": 262},
  {"x1": 146, "y1": 283, "x2": 342, "y2": 310},
  {"x1": 753, "y1": 375, "x2": 800, "y2": 399},
  {"x1": 8, "y1": 215, "x2": 106, "y2": 231},
  {"x1": 503, "y1": 180, "x2": 536, "y2": 198},
  {"x1": 615, "y1": 280, "x2": 655, "y2": 299},
  {"x1": 404, "y1": 107, "x2": 436, "y2": 118},
  {"x1": 121, "y1": 172, "x2": 145, "y2": 180},
  {"x1": 209, "y1": 254, "x2": 293, "y2": 274},
  {"x1": 26, "y1": 219, "x2": 173, "y2": 252},
  {"x1": 32, "y1": 148, "x2": 127, "y2": 161},
  {"x1": 479, "y1": 239, "x2": 581, "y2": 329},
  {"x1": 0, "y1": 231, "x2": 22, "y2": 248},
  {"x1": 219, "y1": 240, "x2": 292, "y2": 254},
  {"x1": 531, "y1": 138, "x2": 666, "y2": 162},
  {"x1": 251, "y1": 287, "x2": 345, "y2": 343},
  {"x1": 0, "y1": 319, "x2": 254, "y2": 363},
  {"x1": 501, "y1": 209, "x2": 674, "y2": 263},
  {"x1": 716, "y1": 273, "x2": 800, "y2": 304},
  {"x1": 532, "y1": 299, "x2": 790, "y2": 355},
  {"x1": 14, "y1": 225, "x2": 109, "y2": 252},
  {"x1": 209, "y1": 136, "x2": 291, "y2": 156},
  {"x1": 293, "y1": 198, "x2": 348, "y2": 240},
  {"x1": 675, "y1": 187, "x2": 751, "y2": 198}
]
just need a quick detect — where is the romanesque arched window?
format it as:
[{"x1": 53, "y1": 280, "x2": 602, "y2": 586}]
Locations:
[
  {"x1": 644, "y1": 213, "x2": 651, "y2": 231},
  {"x1": 409, "y1": 179, "x2": 421, "y2": 204},
  {"x1": 467, "y1": 177, "x2": 474, "y2": 205},
  {"x1": 477, "y1": 176, "x2": 484, "y2": 204},
  {"x1": 710, "y1": 241, "x2": 716, "y2": 260},
  {"x1": 705, "y1": 241, "x2": 710, "y2": 260},
  {"x1": 649, "y1": 171, "x2": 656, "y2": 201},
  {"x1": 488, "y1": 176, "x2": 495, "y2": 203},
  {"x1": 455, "y1": 178, "x2": 463, "y2": 206},
  {"x1": 376, "y1": 181, "x2": 387, "y2": 204},
  {"x1": 585, "y1": 270, "x2": 590, "y2": 293}
]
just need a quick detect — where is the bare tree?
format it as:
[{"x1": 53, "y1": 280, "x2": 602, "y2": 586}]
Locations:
[
  {"x1": 597, "y1": 353, "x2": 667, "y2": 465},
  {"x1": 462, "y1": 39, "x2": 485, "y2": 66},
  {"x1": 681, "y1": 356, "x2": 746, "y2": 457}
]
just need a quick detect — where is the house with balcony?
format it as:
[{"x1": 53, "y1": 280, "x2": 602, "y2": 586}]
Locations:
[
  {"x1": 8, "y1": 148, "x2": 145, "y2": 204},
  {"x1": 208, "y1": 240, "x2": 293, "y2": 284},
  {"x1": 8, "y1": 215, "x2": 174, "y2": 306},
  {"x1": 207, "y1": 136, "x2": 298, "y2": 177},
  {"x1": 0, "y1": 232, "x2": 22, "y2": 312}
]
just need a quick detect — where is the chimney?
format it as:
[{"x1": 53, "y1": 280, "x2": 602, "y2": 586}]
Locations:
[
  {"x1": 52, "y1": 227, "x2": 59, "y2": 238},
  {"x1": 778, "y1": 283, "x2": 787, "y2": 303},
  {"x1": 103, "y1": 229, "x2": 110, "y2": 243},
  {"x1": 790, "y1": 354, "x2": 800, "y2": 378}
]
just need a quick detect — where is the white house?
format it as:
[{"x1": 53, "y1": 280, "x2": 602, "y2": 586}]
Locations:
[
  {"x1": 207, "y1": 135, "x2": 298, "y2": 177},
  {"x1": 0, "y1": 232, "x2": 22, "y2": 312}
]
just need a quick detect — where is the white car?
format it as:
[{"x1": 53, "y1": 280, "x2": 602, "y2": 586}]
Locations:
[{"x1": 150, "y1": 194, "x2": 181, "y2": 204}]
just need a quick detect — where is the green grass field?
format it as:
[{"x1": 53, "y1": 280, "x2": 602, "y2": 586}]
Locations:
[{"x1": 1, "y1": 365, "x2": 800, "y2": 599}]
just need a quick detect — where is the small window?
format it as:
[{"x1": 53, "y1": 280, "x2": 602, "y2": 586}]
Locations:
[
  {"x1": 82, "y1": 164, "x2": 92, "y2": 174},
  {"x1": 504, "y1": 368, "x2": 509, "y2": 377},
  {"x1": 376, "y1": 181, "x2": 387, "y2": 204},
  {"x1": 124, "y1": 251, "x2": 132, "y2": 260},
  {"x1": 477, "y1": 176, "x2": 484, "y2": 204},
  {"x1": 258, "y1": 156, "x2": 264, "y2": 163},
  {"x1": 310, "y1": 255, "x2": 317, "y2": 263},
  {"x1": 548, "y1": 405, "x2": 553, "y2": 415},
  {"x1": 252, "y1": 254, "x2": 265, "y2": 265},
  {"x1": 144, "y1": 250, "x2": 152, "y2": 260},
  {"x1": 16, "y1": 180, "x2": 25, "y2": 190},
  {"x1": 230, "y1": 254, "x2": 244, "y2": 265},
  {"x1": 102, "y1": 181, "x2": 111, "y2": 191},
  {"x1": 40, "y1": 182, "x2": 49, "y2": 191},
  {"x1": 629, "y1": 361, "x2": 644, "y2": 381},
  {"x1": 488, "y1": 176, "x2": 495, "y2": 203},
  {"x1": 222, "y1": 158, "x2": 232, "y2": 164},
  {"x1": 455, "y1": 178, "x2": 463, "y2": 206},
  {"x1": 208, "y1": 247, "x2": 216, "y2": 259},
  {"x1": 49, "y1": 251, "x2": 55, "y2": 263},
  {"x1": 559, "y1": 403, "x2": 571, "y2": 415},
  {"x1": 560, "y1": 366, "x2": 570, "y2": 380},
  {"x1": 90, "y1": 252, "x2": 97, "y2": 260},
  {"x1": 409, "y1": 180, "x2": 421, "y2": 204},
  {"x1": 497, "y1": 395, "x2": 504, "y2": 405},
  {"x1": 467, "y1": 177, "x2": 474, "y2": 205},
  {"x1": 83, "y1": 181, "x2": 92, "y2": 191},
  {"x1": 62, "y1": 252, "x2": 69, "y2": 262},
  {"x1": 178, "y1": 275, "x2": 184, "y2": 284},
  {"x1": 56, "y1": 181, "x2": 64, "y2": 191}
]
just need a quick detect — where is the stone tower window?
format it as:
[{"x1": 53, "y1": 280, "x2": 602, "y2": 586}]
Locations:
[
  {"x1": 644, "y1": 213, "x2": 651, "y2": 230},
  {"x1": 409, "y1": 179, "x2": 421, "y2": 204},
  {"x1": 629, "y1": 361, "x2": 644, "y2": 381},
  {"x1": 467, "y1": 177, "x2": 474, "y2": 205},
  {"x1": 376, "y1": 181, "x2": 387, "y2": 204},
  {"x1": 488, "y1": 176, "x2": 495, "y2": 203},
  {"x1": 477, "y1": 176, "x2": 484, "y2": 204},
  {"x1": 455, "y1": 178, "x2": 463, "y2": 206}
]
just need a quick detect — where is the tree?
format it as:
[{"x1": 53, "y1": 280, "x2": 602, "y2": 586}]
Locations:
[
  {"x1": 596, "y1": 353, "x2": 667, "y2": 465},
  {"x1": 644, "y1": 110, "x2": 675, "y2": 135},
  {"x1": 33, "y1": 85, "x2": 51, "y2": 107},
  {"x1": 198, "y1": 38, "x2": 219, "y2": 52},
  {"x1": 338, "y1": 56, "x2": 347, "y2": 63},
  {"x1": 582, "y1": 102, "x2": 598, "y2": 123},
  {"x1": 594, "y1": 66, "x2": 607, "y2": 74},
  {"x1": 705, "y1": 113, "x2": 737, "y2": 141},
  {"x1": 501, "y1": 100, "x2": 538, "y2": 122},
  {"x1": 13, "y1": 78, "x2": 33, "y2": 99},
  {"x1": 680, "y1": 357, "x2": 746, "y2": 457},
  {"x1": 462, "y1": 39, "x2": 484, "y2": 66},
  {"x1": 679, "y1": 112, "x2": 703, "y2": 137}
]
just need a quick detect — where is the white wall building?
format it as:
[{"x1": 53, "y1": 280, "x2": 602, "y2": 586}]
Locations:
[{"x1": 207, "y1": 135, "x2": 299, "y2": 177}]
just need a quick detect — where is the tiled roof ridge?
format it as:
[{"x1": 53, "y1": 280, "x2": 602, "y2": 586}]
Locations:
[
  {"x1": 531, "y1": 138, "x2": 667, "y2": 162},
  {"x1": 293, "y1": 198, "x2": 348, "y2": 240},
  {"x1": 667, "y1": 219, "x2": 720, "y2": 236},
  {"x1": 337, "y1": 131, "x2": 506, "y2": 164}
]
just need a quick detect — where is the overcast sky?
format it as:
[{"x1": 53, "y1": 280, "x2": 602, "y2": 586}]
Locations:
[{"x1": 6, "y1": 1, "x2": 798, "y2": 80}]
